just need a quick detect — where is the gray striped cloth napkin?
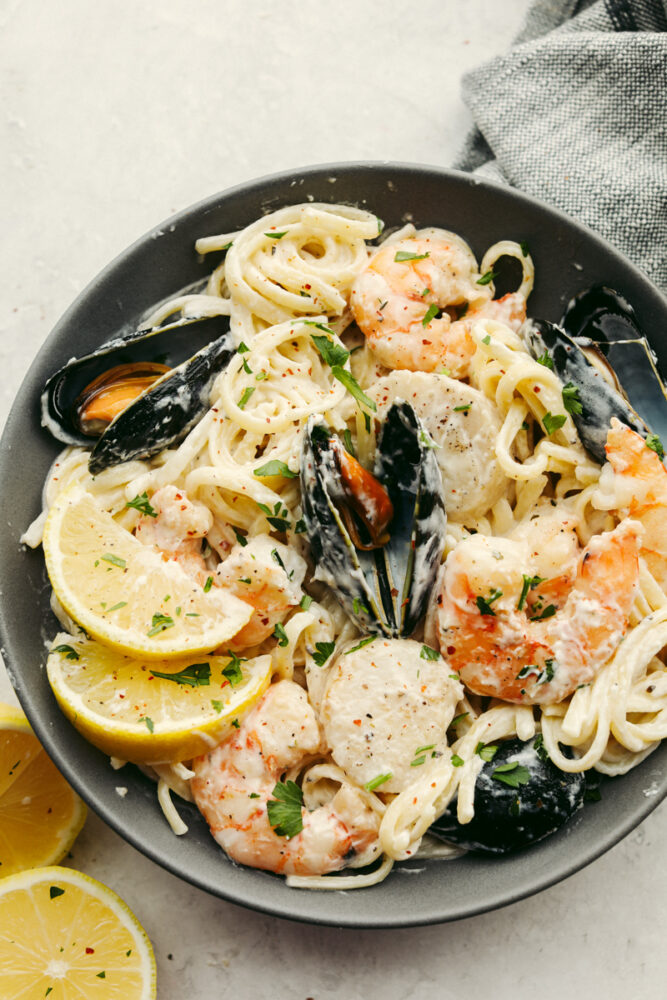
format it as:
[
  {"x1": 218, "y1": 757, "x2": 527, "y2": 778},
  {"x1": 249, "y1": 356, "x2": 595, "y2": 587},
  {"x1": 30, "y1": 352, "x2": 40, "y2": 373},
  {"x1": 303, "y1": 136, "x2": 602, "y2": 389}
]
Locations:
[{"x1": 455, "y1": 0, "x2": 667, "y2": 293}]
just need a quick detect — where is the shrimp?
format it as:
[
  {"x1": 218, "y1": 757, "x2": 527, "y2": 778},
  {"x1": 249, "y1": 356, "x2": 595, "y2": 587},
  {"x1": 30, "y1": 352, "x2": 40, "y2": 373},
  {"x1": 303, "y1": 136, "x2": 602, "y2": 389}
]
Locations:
[
  {"x1": 434, "y1": 517, "x2": 642, "y2": 704},
  {"x1": 215, "y1": 535, "x2": 306, "y2": 650},
  {"x1": 604, "y1": 419, "x2": 667, "y2": 589},
  {"x1": 350, "y1": 236, "x2": 526, "y2": 377},
  {"x1": 134, "y1": 484, "x2": 212, "y2": 582},
  {"x1": 191, "y1": 680, "x2": 381, "y2": 876}
]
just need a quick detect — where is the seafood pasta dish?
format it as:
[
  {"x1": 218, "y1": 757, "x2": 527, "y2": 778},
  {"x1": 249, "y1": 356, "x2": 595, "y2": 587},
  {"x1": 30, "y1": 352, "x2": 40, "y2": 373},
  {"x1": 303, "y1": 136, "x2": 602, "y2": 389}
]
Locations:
[{"x1": 24, "y1": 202, "x2": 667, "y2": 889}]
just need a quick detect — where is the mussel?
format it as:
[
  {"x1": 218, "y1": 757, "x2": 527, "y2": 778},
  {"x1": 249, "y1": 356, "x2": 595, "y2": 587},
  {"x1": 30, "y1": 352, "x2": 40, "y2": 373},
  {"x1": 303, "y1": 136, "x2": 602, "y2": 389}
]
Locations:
[
  {"x1": 522, "y1": 286, "x2": 667, "y2": 465},
  {"x1": 429, "y1": 736, "x2": 585, "y2": 855},
  {"x1": 41, "y1": 314, "x2": 235, "y2": 474},
  {"x1": 301, "y1": 400, "x2": 447, "y2": 637}
]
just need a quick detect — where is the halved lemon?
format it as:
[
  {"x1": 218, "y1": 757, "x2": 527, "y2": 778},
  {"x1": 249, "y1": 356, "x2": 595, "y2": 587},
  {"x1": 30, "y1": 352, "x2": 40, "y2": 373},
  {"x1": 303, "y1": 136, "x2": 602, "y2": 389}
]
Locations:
[
  {"x1": 0, "y1": 865, "x2": 156, "y2": 998},
  {"x1": 46, "y1": 633, "x2": 272, "y2": 763},
  {"x1": 0, "y1": 703, "x2": 86, "y2": 878},
  {"x1": 42, "y1": 486, "x2": 253, "y2": 659}
]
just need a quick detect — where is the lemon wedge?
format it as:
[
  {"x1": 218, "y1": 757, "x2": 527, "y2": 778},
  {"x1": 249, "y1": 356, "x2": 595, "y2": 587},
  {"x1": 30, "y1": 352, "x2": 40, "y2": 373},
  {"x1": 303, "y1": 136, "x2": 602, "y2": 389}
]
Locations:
[
  {"x1": 0, "y1": 703, "x2": 86, "y2": 877},
  {"x1": 42, "y1": 486, "x2": 253, "y2": 659},
  {"x1": 46, "y1": 633, "x2": 272, "y2": 763},
  {"x1": 0, "y1": 865, "x2": 156, "y2": 998}
]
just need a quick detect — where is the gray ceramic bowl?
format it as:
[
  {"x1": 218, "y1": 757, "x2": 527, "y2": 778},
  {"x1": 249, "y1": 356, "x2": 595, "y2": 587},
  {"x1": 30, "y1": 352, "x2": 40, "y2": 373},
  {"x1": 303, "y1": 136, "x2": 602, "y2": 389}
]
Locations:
[{"x1": 1, "y1": 163, "x2": 665, "y2": 927}]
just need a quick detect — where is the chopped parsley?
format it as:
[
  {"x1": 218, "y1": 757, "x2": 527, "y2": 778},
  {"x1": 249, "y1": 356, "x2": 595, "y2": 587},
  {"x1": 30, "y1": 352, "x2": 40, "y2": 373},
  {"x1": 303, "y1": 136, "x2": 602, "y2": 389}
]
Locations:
[
  {"x1": 310, "y1": 333, "x2": 350, "y2": 368},
  {"x1": 533, "y1": 733, "x2": 549, "y2": 762},
  {"x1": 530, "y1": 604, "x2": 557, "y2": 621},
  {"x1": 147, "y1": 613, "x2": 175, "y2": 637},
  {"x1": 482, "y1": 334, "x2": 491, "y2": 345},
  {"x1": 266, "y1": 780, "x2": 303, "y2": 838},
  {"x1": 476, "y1": 269, "x2": 496, "y2": 286},
  {"x1": 265, "y1": 231, "x2": 287, "y2": 239},
  {"x1": 542, "y1": 411, "x2": 567, "y2": 435},
  {"x1": 125, "y1": 492, "x2": 157, "y2": 517},
  {"x1": 420, "y1": 644, "x2": 440, "y2": 661},
  {"x1": 151, "y1": 662, "x2": 211, "y2": 687},
  {"x1": 519, "y1": 240, "x2": 530, "y2": 258},
  {"x1": 342, "y1": 428, "x2": 356, "y2": 456},
  {"x1": 345, "y1": 636, "x2": 375, "y2": 654},
  {"x1": 299, "y1": 594, "x2": 313, "y2": 611},
  {"x1": 332, "y1": 367, "x2": 377, "y2": 412},
  {"x1": 646, "y1": 434, "x2": 665, "y2": 460},
  {"x1": 394, "y1": 250, "x2": 429, "y2": 262},
  {"x1": 312, "y1": 641, "x2": 335, "y2": 666},
  {"x1": 422, "y1": 304, "x2": 440, "y2": 327},
  {"x1": 492, "y1": 762, "x2": 531, "y2": 788},
  {"x1": 411, "y1": 755, "x2": 426, "y2": 767},
  {"x1": 475, "y1": 742, "x2": 498, "y2": 762},
  {"x1": 450, "y1": 712, "x2": 468, "y2": 726},
  {"x1": 273, "y1": 623, "x2": 289, "y2": 647},
  {"x1": 535, "y1": 350, "x2": 554, "y2": 370},
  {"x1": 253, "y1": 459, "x2": 298, "y2": 479},
  {"x1": 101, "y1": 553, "x2": 126, "y2": 569},
  {"x1": 516, "y1": 658, "x2": 555, "y2": 684},
  {"x1": 453, "y1": 404, "x2": 471, "y2": 413},
  {"x1": 352, "y1": 597, "x2": 369, "y2": 615},
  {"x1": 139, "y1": 716, "x2": 154, "y2": 733},
  {"x1": 270, "y1": 548, "x2": 293, "y2": 578},
  {"x1": 451, "y1": 754, "x2": 464, "y2": 768},
  {"x1": 107, "y1": 601, "x2": 127, "y2": 612},
  {"x1": 211, "y1": 699, "x2": 223, "y2": 712},
  {"x1": 294, "y1": 518, "x2": 307, "y2": 534},
  {"x1": 222, "y1": 652, "x2": 245, "y2": 687},
  {"x1": 237, "y1": 386, "x2": 255, "y2": 410},
  {"x1": 517, "y1": 574, "x2": 546, "y2": 611},
  {"x1": 302, "y1": 320, "x2": 335, "y2": 334},
  {"x1": 203, "y1": 576, "x2": 213, "y2": 593},
  {"x1": 231, "y1": 718, "x2": 240, "y2": 728},
  {"x1": 53, "y1": 644, "x2": 79, "y2": 660},
  {"x1": 419, "y1": 427, "x2": 441, "y2": 450},
  {"x1": 364, "y1": 772, "x2": 392, "y2": 791},
  {"x1": 476, "y1": 588, "x2": 503, "y2": 616},
  {"x1": 232, "y1": 526, "x2": 248, "y2": 547},
  {"x1": 562, "y1": 382, "x2": 583, "y2": 416}
]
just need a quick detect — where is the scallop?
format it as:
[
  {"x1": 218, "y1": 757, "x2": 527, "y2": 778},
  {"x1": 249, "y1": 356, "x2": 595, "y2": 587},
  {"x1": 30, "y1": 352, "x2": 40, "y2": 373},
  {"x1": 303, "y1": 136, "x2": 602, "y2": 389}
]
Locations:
[{"x1": 367, "y1": 371, "x2": 510, "y2": 522}]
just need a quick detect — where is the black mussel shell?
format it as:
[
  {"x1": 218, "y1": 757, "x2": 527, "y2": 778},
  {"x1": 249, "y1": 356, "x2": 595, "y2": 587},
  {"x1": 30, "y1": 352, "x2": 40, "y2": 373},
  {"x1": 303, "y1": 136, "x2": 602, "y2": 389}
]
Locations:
[
  {"x1": 88, "y1": 331, "x2": 235, "y2": 474},
  {"x1": 42, "y1": 314, "x2": 231, "y2": 448},
  {"x1": 522, "y1": 318, "x2": 648, "y2": 465},
  {"x1": 429, "y1": 736, "x2": 585, "y2": 855},
  {"x1": 300, "y1": 400, "x2": 447, "y2": 637},
  {"x1": 562, "y1": 285, "x2": 667, "y2": 446}
]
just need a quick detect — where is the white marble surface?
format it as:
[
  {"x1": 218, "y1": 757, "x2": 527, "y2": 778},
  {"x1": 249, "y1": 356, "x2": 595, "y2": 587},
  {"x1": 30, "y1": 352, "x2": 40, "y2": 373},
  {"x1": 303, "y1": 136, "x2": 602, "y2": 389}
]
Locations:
[{"x1": 1, "y1": 1, "x2": 665, "y2": 997}]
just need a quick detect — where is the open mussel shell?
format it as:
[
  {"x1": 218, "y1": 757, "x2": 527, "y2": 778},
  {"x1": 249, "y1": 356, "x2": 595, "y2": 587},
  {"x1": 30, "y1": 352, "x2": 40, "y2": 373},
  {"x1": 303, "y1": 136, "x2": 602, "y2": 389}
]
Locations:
[
  {"x1": 301, "y1": 401, "x2": 447, "y2": 638},
  {"x1": 88, "y1": 331, "x2": 235, "y2": 474},
  {"x1": 522, "y1": 318, "x2": 650, "y2": 465},
  {"x1": 561, "y1": 285, "x2": 667, "y2": 446},
  {"x1": 41, "y1": 314, "x2": 235, "y2": 474},
  {"x1": 41, "y1": 314, "x2": 231, "y2": 448}
]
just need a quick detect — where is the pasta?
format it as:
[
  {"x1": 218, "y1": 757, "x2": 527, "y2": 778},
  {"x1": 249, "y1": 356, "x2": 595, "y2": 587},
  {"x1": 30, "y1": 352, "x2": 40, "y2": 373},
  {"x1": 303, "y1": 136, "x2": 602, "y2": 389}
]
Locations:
[{"x1": 26, "y1": 201, "x2": 667, "y2": 889}]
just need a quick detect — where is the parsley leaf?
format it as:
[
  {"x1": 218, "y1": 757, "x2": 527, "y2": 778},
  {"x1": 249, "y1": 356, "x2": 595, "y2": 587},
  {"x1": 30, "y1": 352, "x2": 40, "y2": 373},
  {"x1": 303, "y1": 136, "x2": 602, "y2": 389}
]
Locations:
[
  {"x1": 451, "y1": 754, "x2": 464, "y2": 767},
  {"x1": 453, "y1": 404, "x2": 471, "y2": 413},
  {"x1": 476, "y1": 588, "x2": 503, "y2": 616},
  {"x1": 53, "y1": 643, "x2": 80, "y2": 660},
  {"x1": 476, "y1": 269, "x2": 496, "y2": 286},
  {"x1": 476, "y1": 742, "x2": 498, "y2": 762},
  {"x1": 203, "y1": 576, "x2": 213, "y2": 593},
  {"x1": 562, "y1": 382, "x2": 583, "y2": 416},
  {"x1": 394, "y1": 250, "x2": 429, "y2": 262},
  {"x1": 530, "y1": 604, "x2": 557, "y2": 621},
  {"x1": 312, "y1": 641, "x2": 335, "y2": 666},
  {"x1": 125, "y1": 492, "x2": 157, "y2": 517},
  {"x1": 232, "y1": 526, "x2": 248, "y2": 547},
  {"x1": 342, "y1": 428, "x2": 356, "y2": 457},
  {"x1": 331, "y1": 366, "x2": 377, "y2": 412},
  {"x1": 139, "y1": 716, "x2": 154, "y2": 733},
  {"x1": 267, "y1": 780, "x2": 304, "y2": 838},
  {"x1": 222, "y1": 652, "x2": 245, "y2": 687},
  {"x1": 420, "y1": 644, "x2": 440, "y2": 661},
  {"x1": 238, "y1": 386, "x2": 255, "y2": 410},
  {"x1": 519, "y1": 240, "x2": 530, "y2": 258},
  {"x1": 147, "y1": 613, "x2": 174, "y2": 637},
  {"x1": 101, "y1": 553, "x2": 126, "y2": 569},
  {"x1": 422, "y1": 304, "x2": 440, "y2": 327},
  {"x1": 542, "y1": 411, "x2": 567, "y2": 435},
  {"x1": 265, "y1": 231, "x2": 287, "y2": 239},
  {"x1": 491, "y1": 762, "x2": 531, "y2": 788},
  {"x1": 517, "y1": 574, "x2": 546, "y2": 611},
  {"x1": 345, "y1": 636, "x2": 375, "y2": 654},
  {"x1": 253, "y1": 459, "x2": 298, "y2": 479},
  {"x1": 535, "y1": 350, "x2": 554, "y2": 370},
  {"x1": 151, "y1": 662, "x2": 211, "y2": 687},
  {"x1": 273, "y1": 623, "x2": 289, "y2": 647},
  {"x1": 364, "y1": 773, "x2": 392, "y2": 791},
  {"x1": 646, "y1": 434, "x2": 665, "y2": 460},
  {"x1": 310, "y1": 334, "x2": 350, "y2": 368},
  {"x1": 299, "y1": 594, "x2": 313, "y2": 611},
  {"x1": 533, "y1": 733, "x2": 549, "y2": 762}
]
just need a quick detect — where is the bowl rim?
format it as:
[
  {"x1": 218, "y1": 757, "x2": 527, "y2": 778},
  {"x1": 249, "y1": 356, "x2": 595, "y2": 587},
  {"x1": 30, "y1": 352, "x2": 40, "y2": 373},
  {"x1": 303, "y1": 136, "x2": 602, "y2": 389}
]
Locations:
[{"x1": 1, "y1": 159, "x2": 666, "y2": 928}]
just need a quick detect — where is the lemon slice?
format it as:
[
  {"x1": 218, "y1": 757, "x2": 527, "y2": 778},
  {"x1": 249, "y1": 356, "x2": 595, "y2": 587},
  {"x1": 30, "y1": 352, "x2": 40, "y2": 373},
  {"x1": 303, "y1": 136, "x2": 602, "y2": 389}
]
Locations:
[
  {"x1": 46, "y1": 633, "x2": 272, "y2": 763},
  {"x1": 42, "y1": 486, "x2": 253, "y2": 659},
  {"x1": 0, "y1": 865, "x2": 156, "y2": 998},
  {"x1": 0, "y1": 703, "x2": 86, "y2": 878}
]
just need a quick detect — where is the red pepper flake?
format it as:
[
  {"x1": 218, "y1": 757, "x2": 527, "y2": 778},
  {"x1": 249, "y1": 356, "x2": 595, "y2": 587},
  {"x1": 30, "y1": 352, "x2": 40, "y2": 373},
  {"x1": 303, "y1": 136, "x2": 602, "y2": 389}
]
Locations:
[
  {"x1": 353, "y1": 719, "x2": 362, "y2": 727},
  {"x1": 86, "y1": 947, "x2": 95, "y2": 954}
]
